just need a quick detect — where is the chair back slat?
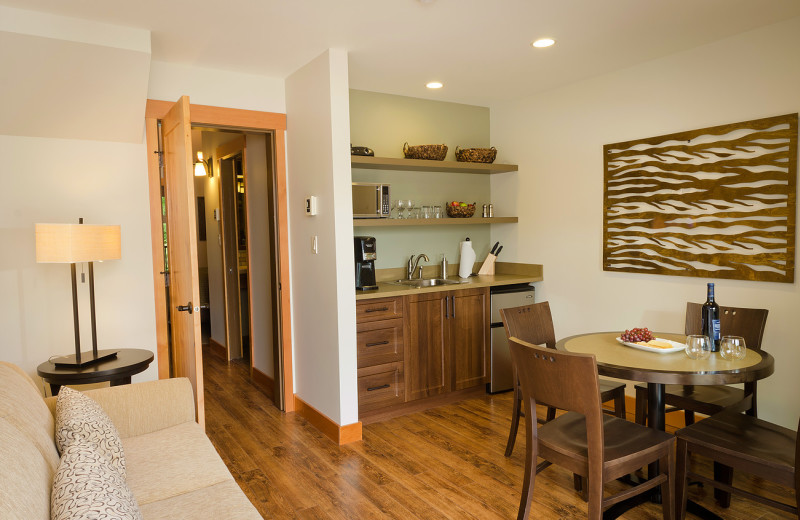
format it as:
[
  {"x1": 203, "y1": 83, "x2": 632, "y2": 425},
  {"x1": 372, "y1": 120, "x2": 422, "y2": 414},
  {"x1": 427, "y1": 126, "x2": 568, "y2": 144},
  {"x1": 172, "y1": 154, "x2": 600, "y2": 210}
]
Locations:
[
  {"x1": 508, "y1": 337, "x2": 603, "y2": 423},
  {"x1": 500, "y1": 302, "x2": 556, "y2": 349},
  {"x1": 685, "y1": 302, "x2": 768, "y2": 351}
]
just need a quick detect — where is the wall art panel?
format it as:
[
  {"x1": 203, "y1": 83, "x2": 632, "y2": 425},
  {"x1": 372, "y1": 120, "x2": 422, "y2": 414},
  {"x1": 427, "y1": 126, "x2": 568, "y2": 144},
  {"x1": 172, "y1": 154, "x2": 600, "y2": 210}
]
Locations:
[{"x1": 603, "y1": 113, "x2": 797, "y2": 283}]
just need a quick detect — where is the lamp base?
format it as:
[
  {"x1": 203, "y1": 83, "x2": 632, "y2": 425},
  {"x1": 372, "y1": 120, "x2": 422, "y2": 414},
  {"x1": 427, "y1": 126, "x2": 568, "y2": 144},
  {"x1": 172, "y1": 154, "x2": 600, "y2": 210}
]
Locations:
[{"x1": 53, "y1": 350, "x2": 118, "y2": 368}]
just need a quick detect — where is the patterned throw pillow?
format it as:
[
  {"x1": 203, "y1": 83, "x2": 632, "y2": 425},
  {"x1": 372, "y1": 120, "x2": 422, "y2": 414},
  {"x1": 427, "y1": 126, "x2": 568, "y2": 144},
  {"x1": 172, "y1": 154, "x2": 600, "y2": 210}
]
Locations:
[
  {"x1": 55, "y1": 387, "x2": 126, "y2": 477},
  {"x1": 51, "y1": 443, "x2": 142, "y2": 520}
]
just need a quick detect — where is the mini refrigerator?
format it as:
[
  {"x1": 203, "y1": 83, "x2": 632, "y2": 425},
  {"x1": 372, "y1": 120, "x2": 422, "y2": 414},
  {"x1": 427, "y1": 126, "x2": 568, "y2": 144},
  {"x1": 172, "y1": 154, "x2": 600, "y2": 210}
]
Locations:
[{"x1": 489, "y1": 283, "x2": 535, "y2": 393}]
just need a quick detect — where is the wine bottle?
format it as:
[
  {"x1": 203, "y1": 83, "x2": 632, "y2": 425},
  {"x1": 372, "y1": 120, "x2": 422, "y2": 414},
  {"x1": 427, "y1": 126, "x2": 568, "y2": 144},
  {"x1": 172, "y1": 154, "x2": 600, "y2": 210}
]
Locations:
[{"x1": 701, "y1": 283, "x2": 721, "y2": 351}]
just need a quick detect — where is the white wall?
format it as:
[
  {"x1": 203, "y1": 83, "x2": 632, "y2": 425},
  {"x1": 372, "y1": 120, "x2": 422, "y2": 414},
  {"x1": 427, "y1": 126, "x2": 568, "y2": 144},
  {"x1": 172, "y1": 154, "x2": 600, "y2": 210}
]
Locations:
[
  {"x1": 0, "y1": 10, "x2": 289, "y2": 389},
  {"x1": 0, "y1": 135, "x2": 157, "y2": 384},
  {"x1": 148, "y1": 61, "x2": 286, "y2": 113},
  {"x1": 285, "y1": 49, "x2": 359, "y2": 426},
  {"x1": 490, "y1": 16, "x2": 800, "y2": 428}
]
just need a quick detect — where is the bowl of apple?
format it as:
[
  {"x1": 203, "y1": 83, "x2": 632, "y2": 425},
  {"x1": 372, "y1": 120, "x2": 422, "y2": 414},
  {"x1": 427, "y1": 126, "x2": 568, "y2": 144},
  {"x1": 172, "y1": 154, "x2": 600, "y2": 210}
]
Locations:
[{"x1": 446, "y1": 201, "x2": 476, "y2": 218}]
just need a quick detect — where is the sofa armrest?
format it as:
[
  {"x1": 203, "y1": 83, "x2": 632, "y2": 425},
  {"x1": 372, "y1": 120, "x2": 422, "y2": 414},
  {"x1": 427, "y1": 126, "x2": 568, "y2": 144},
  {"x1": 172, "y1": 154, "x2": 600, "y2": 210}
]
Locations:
[{"x1": 44, "y1": 378, "x2": 196, "y2": 438}]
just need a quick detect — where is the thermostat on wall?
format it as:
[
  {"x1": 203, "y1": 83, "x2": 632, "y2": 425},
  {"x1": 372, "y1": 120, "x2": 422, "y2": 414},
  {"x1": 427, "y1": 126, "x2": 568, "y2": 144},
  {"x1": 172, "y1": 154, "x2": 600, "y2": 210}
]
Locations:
[{"x1": 305, "y1": 196, "x2": 318, "y2": 216}]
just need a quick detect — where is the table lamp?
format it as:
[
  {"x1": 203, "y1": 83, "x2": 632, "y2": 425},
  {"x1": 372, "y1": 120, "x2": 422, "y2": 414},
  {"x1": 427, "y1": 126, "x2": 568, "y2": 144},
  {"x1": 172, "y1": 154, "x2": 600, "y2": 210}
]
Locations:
[{"x1": 35, "y1": 219, "x2": 121, "y2": 368}]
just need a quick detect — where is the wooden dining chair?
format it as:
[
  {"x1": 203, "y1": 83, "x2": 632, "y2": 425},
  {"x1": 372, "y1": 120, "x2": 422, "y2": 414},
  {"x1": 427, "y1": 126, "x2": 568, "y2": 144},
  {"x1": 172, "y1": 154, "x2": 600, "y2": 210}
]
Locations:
[
  {"x1": 634, "y1": 303, "x2": 769, "y2": 427},
  {"x1": 675, "y1": 411, "x2": 798, "y2": 517},
  {"x1": 501, "y1": 302, "x2": 627, "y2": 457},
  {"x1": 509, "y1": 337, "x2": 675, "y2": 520}
]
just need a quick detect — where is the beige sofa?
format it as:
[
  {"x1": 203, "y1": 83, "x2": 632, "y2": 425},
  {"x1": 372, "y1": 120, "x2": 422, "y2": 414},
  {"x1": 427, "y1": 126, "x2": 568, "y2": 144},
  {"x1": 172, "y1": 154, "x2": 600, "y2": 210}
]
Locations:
[{"x1": 0, "y1": 361, "x2": 261, "y2": 519}]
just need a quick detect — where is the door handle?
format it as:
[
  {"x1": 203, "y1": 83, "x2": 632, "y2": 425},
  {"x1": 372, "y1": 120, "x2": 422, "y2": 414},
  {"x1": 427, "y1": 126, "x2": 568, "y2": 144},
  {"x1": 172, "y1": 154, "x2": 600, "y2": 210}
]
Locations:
[{"x1": 177, "y1": 302, "x2": 193, "y2": 314}]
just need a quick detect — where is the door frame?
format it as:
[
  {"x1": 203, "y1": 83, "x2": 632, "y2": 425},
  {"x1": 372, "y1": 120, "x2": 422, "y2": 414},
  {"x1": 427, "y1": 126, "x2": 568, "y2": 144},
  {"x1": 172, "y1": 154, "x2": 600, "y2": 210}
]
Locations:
[{"x1": 144, "y1": 100, "x2": 294, "y2": 412}]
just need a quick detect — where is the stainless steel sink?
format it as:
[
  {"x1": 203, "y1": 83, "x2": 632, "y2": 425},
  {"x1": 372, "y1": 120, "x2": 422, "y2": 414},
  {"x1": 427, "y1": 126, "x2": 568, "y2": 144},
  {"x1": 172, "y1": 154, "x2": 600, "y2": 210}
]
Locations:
[{"x1": 387, "y1": 278, "x2": 468, "y2": 288}]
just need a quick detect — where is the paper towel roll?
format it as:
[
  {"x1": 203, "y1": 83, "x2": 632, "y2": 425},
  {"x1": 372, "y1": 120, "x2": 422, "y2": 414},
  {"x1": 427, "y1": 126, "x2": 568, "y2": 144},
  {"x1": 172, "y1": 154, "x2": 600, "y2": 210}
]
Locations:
[{"x1": 459, "y1": 240, "x2": 475, "y2": 279}]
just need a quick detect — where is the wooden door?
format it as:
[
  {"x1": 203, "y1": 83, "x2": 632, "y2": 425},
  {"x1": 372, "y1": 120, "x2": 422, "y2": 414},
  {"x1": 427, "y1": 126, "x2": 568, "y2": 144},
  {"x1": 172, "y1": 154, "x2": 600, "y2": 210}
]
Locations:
[
  {"x1": 219, "y1": 154, "x2": 242, "y2": 360},
  {"x1": 404, "y1": 293, "x2": 448, "y2": 400},
  {"x1": 162, "y1": 96, "x2": 205, "y2": 427},
  {"x1": 450, "y1": 288, "x2": 489, "y2": 391}
]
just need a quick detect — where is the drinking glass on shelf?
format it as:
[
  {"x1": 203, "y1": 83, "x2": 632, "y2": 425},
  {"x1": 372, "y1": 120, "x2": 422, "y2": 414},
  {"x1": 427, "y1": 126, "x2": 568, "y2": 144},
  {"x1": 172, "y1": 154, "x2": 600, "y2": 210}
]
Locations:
[
  {"x1": 685, "y1": 334, "x2": 712, "y2": 360},
  {"x1": 421, "y1": 205, "x2": 432, "y2": 219},
  {"x1": 433, "y1": 205, "x2": 442, "y2": 218},
  {"x1": 394, "y1": 200, "x2": 407, "y2": 219},
  {"x1": 406, "y1": 200, "x2": 418, "y2": 219},
  {"x1": 720, "y1": 335, "x2": 747, "y2": 360}
]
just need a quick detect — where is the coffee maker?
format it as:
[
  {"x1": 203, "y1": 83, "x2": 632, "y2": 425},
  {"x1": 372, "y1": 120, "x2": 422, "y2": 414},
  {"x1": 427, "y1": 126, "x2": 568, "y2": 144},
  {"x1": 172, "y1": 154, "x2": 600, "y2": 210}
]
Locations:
[{"x1": 354, "y1": 236, "x2": 378, "y2": 291}]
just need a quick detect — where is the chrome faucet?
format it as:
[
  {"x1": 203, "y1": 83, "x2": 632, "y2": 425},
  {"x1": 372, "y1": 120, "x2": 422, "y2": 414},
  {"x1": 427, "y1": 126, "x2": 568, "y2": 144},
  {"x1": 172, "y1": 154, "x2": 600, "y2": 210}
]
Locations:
[{"x1": 407, "y1": 253, "x2": 429, "y2": 279}]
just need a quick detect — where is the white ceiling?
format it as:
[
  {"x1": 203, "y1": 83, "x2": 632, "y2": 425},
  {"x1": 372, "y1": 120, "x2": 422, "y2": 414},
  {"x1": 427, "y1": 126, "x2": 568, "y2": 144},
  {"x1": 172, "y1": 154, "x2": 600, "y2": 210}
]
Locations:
[{"x1": 2, "y1": 0, "x2": 799, "y2": 107}]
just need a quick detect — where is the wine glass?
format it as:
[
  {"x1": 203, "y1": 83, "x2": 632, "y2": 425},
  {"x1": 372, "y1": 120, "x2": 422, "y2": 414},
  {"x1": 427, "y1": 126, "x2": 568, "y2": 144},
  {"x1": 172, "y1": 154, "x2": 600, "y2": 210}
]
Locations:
[
  {"x1": 720, "y1": 336, "x2": 747, "y2": 361},
  {"x1": 685, "y1": 334, "x2": 712, "y2": 360},
  {"x1": 394, "y1": 199, "x2": 407, "y2": 219},
  {"x1": 403, "y1": 199, "x2": 414, "y2": 219}
]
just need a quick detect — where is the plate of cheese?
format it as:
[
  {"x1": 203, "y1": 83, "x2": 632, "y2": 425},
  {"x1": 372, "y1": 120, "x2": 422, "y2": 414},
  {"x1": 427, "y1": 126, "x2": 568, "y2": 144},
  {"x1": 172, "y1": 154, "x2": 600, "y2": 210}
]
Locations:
[{"x1": 615, "y1": 337, "x2": 685, "y2": 354}]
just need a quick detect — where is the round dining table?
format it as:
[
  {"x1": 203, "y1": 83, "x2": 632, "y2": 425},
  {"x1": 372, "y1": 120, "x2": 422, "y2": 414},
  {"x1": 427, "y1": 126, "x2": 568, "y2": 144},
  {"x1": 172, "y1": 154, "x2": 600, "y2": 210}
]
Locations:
[
  {"x1": 556, "y1": 331, "x2": 775, "y2": 433},
  {"x1": 556, "y1": 332, "x2": 775, "y2": 519}
]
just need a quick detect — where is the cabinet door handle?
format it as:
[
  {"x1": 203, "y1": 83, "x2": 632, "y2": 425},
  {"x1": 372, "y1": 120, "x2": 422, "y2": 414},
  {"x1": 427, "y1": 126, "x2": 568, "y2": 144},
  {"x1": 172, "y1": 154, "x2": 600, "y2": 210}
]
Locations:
[
  {"x1": 365, "y1": 307, "x2": 389, "y2": 313},
  {"x1": 451, "y1": 295, "x2": 455, "y2": 319},
  {"x1": 445, "y1": 295, "x2": 450, "y2": 319},
  {"x1": 366, "y1": 340, "x2": 389, "y2": 347},
  {"x1": 367, "y1": 384, "x2": 390, "y2": 392}
]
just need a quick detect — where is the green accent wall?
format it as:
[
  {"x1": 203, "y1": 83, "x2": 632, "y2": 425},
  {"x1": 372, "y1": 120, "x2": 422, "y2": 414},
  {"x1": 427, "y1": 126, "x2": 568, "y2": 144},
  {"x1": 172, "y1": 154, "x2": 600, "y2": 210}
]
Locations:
[{"x1": 349, "y1": 89, "x2": 493, "y2": 270}]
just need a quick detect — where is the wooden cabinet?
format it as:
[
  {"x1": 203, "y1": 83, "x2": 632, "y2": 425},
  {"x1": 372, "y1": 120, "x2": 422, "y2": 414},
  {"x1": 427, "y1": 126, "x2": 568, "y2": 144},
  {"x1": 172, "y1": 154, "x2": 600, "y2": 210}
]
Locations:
[
  {"x1": 451, "y1": 289, "x2": 489, "y2": 390},
  {"x1": 404, "y1": 287, "x2": 489, "y2": 401},
  {"x1": 356, "y1": 297, "x2": 405, "y2": 413},
  {"x1": 404, "y1": 293, "x2": 449, "y2": 401}
]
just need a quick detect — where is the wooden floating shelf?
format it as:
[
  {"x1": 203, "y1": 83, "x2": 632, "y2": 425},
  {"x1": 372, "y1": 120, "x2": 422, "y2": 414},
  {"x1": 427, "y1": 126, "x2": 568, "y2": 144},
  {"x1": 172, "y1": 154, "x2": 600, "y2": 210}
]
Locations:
[
  {"x1": 351, "y1": 155, "x2": 518, "y2": 174},
  {"x1": 353, "y1": 217, "x2": 518, "y2": 227}
]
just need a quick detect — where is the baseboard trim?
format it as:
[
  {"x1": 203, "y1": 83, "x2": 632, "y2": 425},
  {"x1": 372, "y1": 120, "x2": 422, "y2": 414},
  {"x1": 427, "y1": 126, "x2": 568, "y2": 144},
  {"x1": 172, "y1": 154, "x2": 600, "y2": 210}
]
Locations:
[
  {"x1": 293, "y1": 395, "x2": 362, "y2": 445},
  {"x1": 208, "y1": 338, "x2": 226, "y2": 360},
  {"x1": 251, "y1": 367, "x2": 274, "y2": 400}
]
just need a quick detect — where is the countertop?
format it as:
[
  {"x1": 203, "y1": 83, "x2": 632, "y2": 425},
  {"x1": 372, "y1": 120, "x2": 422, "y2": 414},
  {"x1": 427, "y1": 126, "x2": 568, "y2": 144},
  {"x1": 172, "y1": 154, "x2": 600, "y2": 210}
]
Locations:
[{"x1": 355, "y1": 263, "x2": 543, "y2": 300}]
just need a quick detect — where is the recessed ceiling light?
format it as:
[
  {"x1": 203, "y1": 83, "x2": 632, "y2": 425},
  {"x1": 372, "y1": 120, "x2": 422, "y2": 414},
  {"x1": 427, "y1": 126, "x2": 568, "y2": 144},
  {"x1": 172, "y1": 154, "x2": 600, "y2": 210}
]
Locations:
[
  {"x1": 532, "y1": 38, "x2": 555, "y2": 48},
  {"x1": 426, "y1": 81, "x2": 443, "y2": 89}
]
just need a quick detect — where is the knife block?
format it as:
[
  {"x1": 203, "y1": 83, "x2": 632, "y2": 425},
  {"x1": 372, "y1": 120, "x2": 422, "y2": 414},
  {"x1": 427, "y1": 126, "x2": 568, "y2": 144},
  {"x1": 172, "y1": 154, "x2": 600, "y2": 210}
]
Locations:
[{"x1": 477, "y1": 253, "x2": 496, "y2": 275}]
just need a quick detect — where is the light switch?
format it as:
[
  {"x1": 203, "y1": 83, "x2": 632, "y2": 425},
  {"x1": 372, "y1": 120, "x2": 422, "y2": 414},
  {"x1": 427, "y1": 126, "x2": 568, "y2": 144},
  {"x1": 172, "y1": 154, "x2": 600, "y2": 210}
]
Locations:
[
  {"x1": 305, "y1": 196, "x2": 318, "y2": 216},
  {"x1": 312, "y1": 235, "x2": 318, "y2": 254}
]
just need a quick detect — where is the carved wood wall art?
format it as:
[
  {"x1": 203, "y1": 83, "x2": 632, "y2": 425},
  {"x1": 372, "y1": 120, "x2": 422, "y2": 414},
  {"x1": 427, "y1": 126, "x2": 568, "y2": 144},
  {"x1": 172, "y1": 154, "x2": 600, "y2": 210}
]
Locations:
[{"x1": 603, "y1": 113, "x2": 797, "y2": 283}]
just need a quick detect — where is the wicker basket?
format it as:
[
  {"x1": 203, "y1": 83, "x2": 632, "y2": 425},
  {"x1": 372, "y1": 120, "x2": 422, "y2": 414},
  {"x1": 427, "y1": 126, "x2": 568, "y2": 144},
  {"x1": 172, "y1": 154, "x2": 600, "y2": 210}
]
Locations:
[
  {"x1": 455, "y1": 146, "x2": 497, "y2": 163},
  {"x1": 446, "y1": 203, "x2": 476, "y2": 218},
  {"x1": 403, "y1": 142, "x2": 448, "y2": 161}
]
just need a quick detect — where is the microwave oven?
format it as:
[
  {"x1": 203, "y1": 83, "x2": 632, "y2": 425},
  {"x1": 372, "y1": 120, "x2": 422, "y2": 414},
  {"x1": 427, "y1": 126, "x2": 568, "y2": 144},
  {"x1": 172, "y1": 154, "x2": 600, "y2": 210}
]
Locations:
[{"x1": 352, "y1": 182, "x2": 391, "y2": 218}]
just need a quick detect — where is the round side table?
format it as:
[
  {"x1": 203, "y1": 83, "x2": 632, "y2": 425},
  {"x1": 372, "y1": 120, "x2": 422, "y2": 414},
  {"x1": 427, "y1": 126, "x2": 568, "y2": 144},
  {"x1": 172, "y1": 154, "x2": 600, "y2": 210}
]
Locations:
[{"x1": 37, "y1": 348, "x2": 155, "y2": 396}]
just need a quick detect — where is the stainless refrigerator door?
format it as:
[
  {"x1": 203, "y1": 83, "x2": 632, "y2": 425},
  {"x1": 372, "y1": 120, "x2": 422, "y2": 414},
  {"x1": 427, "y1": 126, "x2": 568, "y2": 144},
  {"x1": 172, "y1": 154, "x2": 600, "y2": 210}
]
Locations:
[
  {"x1": 490, "y1": 326, "x2": 514, "y2": 392},
  {"x1": 489, "y1": 287, "x2": 534, "y2": 392},
  {"x1": 491, "y1": 288, "x2": 535, "y2": 323}
]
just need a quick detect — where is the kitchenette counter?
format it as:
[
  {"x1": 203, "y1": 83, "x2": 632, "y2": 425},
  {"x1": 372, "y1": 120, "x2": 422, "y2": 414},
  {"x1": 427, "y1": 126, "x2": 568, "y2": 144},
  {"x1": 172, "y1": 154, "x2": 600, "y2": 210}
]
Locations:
[{"x1": 355, "y1": 262, "x2": 543, "y2": 300}]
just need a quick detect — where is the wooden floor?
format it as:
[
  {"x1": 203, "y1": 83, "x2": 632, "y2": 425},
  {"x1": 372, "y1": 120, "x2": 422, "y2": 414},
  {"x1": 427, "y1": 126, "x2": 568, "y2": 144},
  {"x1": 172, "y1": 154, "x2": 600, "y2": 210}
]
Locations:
[{"x1": 203, "y1": 349, "x2": 795, "y2": 519}]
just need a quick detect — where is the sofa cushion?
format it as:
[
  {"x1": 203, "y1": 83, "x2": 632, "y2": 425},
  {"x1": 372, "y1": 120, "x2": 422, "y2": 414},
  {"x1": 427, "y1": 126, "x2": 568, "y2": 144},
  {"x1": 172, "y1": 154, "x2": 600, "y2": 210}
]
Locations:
[
  {"x1": 123, "y1": 421, "x2": 234, "y2": 505},
  {"x1": 0, "y1": 362, "x2": 60, "y2": 473},
  {"x1": 138, "y1": 480, "x2": 260, "y2": 520},
  {"x1": 0, "y1": 418, "x2": 53, "y2": 520},
  {"x1": 51, "y1": 443, "x2": 142, "y2": 520},
  {"x1": 56, "y1": 386, "x2": 126, "y2": 477}
]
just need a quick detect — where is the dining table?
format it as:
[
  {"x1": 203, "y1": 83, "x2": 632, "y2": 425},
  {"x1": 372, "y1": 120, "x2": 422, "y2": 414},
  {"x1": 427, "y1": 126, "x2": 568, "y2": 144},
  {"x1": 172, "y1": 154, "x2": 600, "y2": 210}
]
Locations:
[{"x1": 556, "y1": 331, "x2": 775, "y2": 519}]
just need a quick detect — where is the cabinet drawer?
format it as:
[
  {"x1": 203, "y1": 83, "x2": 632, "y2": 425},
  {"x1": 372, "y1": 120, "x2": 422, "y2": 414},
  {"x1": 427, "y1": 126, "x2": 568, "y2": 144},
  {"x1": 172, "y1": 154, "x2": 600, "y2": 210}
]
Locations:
[
  {"x1": 356, "y1": 297, "x2": 403, "y2": 322},
  {"x1": 357, "y1": 318, "x2": 404, "y2": 368},
  {"x1": 358, "y1": 363, "x2": 405, "y2": 413}
]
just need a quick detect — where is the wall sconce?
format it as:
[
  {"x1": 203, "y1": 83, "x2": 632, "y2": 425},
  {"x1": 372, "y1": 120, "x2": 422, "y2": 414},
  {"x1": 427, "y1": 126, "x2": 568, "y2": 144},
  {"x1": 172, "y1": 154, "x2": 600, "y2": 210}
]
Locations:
[{"x1": 194, "y1": 151, "x2": 213, "y2": 178}]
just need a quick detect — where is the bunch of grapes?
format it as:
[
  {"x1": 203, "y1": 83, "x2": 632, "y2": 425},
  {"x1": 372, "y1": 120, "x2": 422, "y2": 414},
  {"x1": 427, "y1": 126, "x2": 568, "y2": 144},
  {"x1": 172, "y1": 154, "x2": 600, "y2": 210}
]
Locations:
[{"x1": 620, "y1": 327, "x2": 654, "y2": 343}]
